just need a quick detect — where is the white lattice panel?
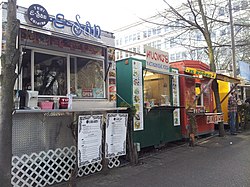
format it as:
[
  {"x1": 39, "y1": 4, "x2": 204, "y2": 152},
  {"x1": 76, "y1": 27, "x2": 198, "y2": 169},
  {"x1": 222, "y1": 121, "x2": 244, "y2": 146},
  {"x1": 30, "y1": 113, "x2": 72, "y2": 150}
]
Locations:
[
  {"x1": 11, "y1": 146, "x2": 121, "y2": 187},
  {"x1": 108, "y1": 156, "x2": 120, "y2": 169},
  {"x1": 78, "y1": 161, "x2": 103, "y2": 177},
  {"x1": 12, "y1": 146, "x2": 76, "y2": 187}
]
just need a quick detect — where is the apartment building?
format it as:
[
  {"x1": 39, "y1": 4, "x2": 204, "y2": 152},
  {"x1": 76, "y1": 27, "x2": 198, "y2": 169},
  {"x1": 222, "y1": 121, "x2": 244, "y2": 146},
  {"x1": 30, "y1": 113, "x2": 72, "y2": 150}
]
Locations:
[{"x1": 114, "y1": 0, "x2": 249, "y2": 71}]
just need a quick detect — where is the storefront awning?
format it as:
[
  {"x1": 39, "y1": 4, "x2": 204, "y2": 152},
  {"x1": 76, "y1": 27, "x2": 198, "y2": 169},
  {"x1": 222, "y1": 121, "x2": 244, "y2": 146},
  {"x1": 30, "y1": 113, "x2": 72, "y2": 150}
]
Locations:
[
  {"x1": 216, "y1": 73, "x2": 241, "y2": 84},
  {"x1": 19, "y1": 24, "x2": 106, "y2": 48}
]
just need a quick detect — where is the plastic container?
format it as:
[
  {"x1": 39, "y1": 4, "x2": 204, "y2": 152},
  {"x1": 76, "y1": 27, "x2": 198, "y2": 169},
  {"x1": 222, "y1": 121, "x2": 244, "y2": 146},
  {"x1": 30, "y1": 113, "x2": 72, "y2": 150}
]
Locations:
[
  {"x1": 39, "y1": 101, "x2": 54, "y2": 109},
  {"x1": 59, "y1": 97, "x2": 69, "y2": 109}
]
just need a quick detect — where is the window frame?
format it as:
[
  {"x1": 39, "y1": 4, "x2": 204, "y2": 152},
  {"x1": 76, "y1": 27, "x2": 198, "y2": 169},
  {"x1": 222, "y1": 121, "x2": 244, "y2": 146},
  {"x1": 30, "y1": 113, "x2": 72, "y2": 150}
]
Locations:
[{"x1": 20, "y1": 46, "x2": 106, "y2": 99}]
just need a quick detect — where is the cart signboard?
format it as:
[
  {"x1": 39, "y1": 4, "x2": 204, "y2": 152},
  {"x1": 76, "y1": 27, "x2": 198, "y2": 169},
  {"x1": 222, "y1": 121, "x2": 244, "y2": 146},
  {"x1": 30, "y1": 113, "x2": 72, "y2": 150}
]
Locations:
[
  {"x1": 105, "y1": 113, "x2": 128, "y2": 158},
  {"x1": 78, "y1": 115, "x2": 103, "y2": 167},
  {"x1": 206, "y1": 113, "x2": 224, "y2": 124},
  {"x1": 145, "y1": 46, "x2": 169, "y2": 73},
  {"x1": 132, "y1": 60, "x2": 144, "y2": 131},
  {"x1": 171, "y1": 68, "x2": 181, "y2": 126},
  {"x1": 185, "y1": 67, "x2": 216, "y2": 79}
]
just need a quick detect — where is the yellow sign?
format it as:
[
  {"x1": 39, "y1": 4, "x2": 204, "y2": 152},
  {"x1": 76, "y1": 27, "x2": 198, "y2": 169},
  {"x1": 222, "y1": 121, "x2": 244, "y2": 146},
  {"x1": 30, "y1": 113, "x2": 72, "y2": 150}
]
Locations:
[{"x1": 185, "y1": 67, "x2": 216, "y2": 79}]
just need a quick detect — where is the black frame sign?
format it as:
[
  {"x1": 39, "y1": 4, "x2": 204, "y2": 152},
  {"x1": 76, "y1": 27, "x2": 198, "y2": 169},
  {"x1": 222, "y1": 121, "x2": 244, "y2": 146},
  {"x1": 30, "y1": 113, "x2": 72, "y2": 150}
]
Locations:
[{"x1": 27, "y1": 4, "x2": 49, "y2": 27}]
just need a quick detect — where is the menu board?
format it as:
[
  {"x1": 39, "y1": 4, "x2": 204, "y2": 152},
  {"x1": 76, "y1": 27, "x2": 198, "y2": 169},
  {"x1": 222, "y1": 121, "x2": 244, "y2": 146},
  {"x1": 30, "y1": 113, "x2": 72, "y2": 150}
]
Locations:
[
  {"x1": 132, "y1": 60, "x2": 144, "y2": 131},
  {"x1": 78, "y1": 115, "x2": 103, "y2": 167},
  {"x1": 171, "y1": 68, "x2": 181, "y2": 126},
  {"x1": 105, "y1": 113, "x2": 128, "y2": 158}
]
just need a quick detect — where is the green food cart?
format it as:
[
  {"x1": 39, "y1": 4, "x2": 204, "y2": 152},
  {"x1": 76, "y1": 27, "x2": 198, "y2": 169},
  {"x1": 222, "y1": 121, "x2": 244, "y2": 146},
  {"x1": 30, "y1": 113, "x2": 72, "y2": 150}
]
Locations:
[{"x1": 116, "y1": 56, "x2": 182, "y2": 149}]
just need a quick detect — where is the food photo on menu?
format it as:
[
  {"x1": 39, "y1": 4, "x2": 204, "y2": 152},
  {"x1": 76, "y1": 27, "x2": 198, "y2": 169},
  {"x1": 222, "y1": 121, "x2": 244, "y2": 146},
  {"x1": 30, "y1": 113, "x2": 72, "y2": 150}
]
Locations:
[
  {"x1": 134, "y1": 95, "x2": 140, "y2": 103},
  {"x1": 109, "y1": 71, "x2": 116, "y2": 78},
  {"x1": 133, "y1": 79, "x2": 139, "y2": 86}
]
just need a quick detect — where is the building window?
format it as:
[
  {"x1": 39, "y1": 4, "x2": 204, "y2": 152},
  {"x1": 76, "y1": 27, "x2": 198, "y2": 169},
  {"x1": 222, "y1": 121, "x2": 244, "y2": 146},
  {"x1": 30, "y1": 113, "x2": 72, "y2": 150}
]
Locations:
[
  {"x1": 143, "y1": 31, "x2": 147, "y2": 38},
  {"x1": 241, "y1": 0, "x2": 248, "y2": 10},
  {"x1": 220, "y1": 29, "x2": 226, "y2": 36},
  {"x1": 129, "y1": 35, "x2": 132, "y2": 42},
  {"x1": 157, "y1": 27, "x2": 161, "y2": 35},
  {"x1": 152, "y1": 28, "x2": 157, "y2": 35},
  {"x1": 125, "y1": 52, "x2": 129, "y2": 57},
  {"x1": 218, "y1": 7, "x2": 225, "y2": 16},
  {"x1": 170, "y1": 37, "x2": 175, "y2": 47},
  {"x1": 148, "y1": 29, "x2": 152, "y2": 37},
  {"x1": 129, "y1": 48, "x2": 132, "y2": 56},
  {"x1": 125, "y1": 36, "x2": 128, "y2": 44},
  {"x1": 196, "y1": 33, "x2": 202, "y2": 41},
  {"x1": 116, "y1": 51, "x2": 120, "y2": 60},
  {"x1": 133, "y1": 34, "x2": 136, "y2": 41},
  {"x1": 170, "y1": 54, "x2": 175, "y2": 61},
  {"x1": 137, "y1": 33, "x2": 141, "y2": 40},
  {"x1": 233, "y1": 2, "x2": 240, "y2": 12},
  {"x1": 137, "y1": 46, "x2": 141, "y2": 53},
  {"x1": 182, "y1": 52, "x2": 187, "y2": 59},
  {"x1": 176, "y1": 52, "x2": 181, "y2": 61},
  {"x1": 157, "y1": 40, "x2": 161, "y2": 49}
]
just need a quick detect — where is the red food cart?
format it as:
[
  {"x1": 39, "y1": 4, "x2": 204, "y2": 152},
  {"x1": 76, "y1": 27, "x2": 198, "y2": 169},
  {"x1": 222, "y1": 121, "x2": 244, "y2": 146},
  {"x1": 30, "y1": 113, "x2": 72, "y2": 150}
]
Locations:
[{"x1": 170, "y1": 60, "x2": 222, "y2": 138}]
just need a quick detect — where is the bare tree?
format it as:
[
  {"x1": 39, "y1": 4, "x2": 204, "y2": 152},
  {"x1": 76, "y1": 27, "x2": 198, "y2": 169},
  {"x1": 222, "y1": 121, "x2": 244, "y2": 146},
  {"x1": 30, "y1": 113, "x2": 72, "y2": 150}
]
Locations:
[
  {"x1": 0, "y1": 0, "x2": 20, "y2": 186},
  {"x1": 160, "y1": 0, "x2": 226, "y2": 136}
]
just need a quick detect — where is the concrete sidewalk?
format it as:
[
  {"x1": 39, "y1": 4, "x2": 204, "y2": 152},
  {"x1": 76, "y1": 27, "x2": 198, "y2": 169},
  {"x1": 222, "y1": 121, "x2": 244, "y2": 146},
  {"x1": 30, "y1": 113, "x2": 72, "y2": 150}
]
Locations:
[{"x1": 55, "y1": 130, "x2": 250, "y2": 187}]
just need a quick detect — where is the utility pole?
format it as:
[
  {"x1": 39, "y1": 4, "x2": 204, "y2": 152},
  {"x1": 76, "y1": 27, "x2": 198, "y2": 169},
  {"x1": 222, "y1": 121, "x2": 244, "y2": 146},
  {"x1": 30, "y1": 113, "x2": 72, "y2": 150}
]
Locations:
[{"x1": 228, "y1": 0, "x2": 237, "y2": 78}]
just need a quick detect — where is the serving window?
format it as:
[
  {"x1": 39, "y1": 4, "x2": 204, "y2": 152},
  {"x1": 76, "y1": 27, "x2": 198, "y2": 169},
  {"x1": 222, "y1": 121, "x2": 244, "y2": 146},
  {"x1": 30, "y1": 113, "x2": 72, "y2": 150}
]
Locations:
[
  {"x1": 21, "y1": 49, "x2": 67, "y2": 96},
  {"x1": 70, "y1": 57, "x2": 105, "y2": 98},
  {"x1": 20, "y1": 47, "x2": 106, "y2": 99},
  {"x1": 143, "y1": 70, "x2": 170, "y2": 107}
]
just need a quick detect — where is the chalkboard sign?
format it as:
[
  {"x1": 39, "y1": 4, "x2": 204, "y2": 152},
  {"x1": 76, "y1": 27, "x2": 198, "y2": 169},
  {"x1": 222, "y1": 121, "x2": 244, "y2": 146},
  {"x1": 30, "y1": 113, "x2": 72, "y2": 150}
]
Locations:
[{"x1": 27, "y1": 4, "x2": 49, "y2": 27}]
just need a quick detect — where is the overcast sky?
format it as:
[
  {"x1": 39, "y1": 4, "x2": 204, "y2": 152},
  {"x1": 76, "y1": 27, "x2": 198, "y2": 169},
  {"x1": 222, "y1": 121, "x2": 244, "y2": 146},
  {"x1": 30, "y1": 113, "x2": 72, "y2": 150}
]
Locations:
[{"x1": 16, "y1": 0, "x2": 184, "y2": 32}]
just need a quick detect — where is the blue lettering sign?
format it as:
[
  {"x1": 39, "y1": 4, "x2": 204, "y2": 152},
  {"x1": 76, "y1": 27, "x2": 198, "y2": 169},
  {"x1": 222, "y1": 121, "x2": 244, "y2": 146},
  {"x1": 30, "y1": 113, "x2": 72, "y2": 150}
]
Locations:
[
  {"x1": 52, "y1": 14, "x2": 101, "y2": 38},
  {"x1": 53, "y1": 13, "x2": 65, "y2": 29},
  {"x1": 27, "y1": 4, "x2": 102, "y2": 39}
]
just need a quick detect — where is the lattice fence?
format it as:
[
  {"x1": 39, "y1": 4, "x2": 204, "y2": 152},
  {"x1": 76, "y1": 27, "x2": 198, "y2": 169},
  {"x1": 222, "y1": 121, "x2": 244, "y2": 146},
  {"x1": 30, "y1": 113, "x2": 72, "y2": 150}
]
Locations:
[{"x1": 11, "y1": 146, "x2": 120, "y2": 187}]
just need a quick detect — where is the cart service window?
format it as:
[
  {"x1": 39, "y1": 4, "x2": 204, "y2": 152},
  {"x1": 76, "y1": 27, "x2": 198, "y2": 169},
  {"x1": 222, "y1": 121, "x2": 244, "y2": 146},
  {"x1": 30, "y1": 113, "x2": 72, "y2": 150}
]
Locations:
[
  {"x1": 20, "y1": 48, "x2": 105, "y2": 99},
  {"x1": 70, "y1": 57, "x2": 104, "y2": 98},
  {"x1": 34, "y1": 53, "x2": 67, "y2": 95},
  {"x1": 143, "y1": 71, "x2": 170, "y2": 107},
  {"x1": 21, "y1": 49, "x2": 67, "y2": 96}
]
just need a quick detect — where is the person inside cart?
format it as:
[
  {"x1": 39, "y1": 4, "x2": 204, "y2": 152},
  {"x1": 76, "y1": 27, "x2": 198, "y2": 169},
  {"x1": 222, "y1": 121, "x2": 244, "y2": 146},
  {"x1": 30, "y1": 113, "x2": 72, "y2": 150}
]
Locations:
[
  {"x1": 39, "y1": 60, "x2": 65, "y2": 95},
  {"x1": 228, "y1": 91, "x2": 238, "y2": 135}
]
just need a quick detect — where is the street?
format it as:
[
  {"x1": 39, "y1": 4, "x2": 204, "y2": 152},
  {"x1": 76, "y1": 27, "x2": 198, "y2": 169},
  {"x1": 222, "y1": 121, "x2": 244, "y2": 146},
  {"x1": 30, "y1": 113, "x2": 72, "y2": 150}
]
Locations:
[{"x1": 56, "y1": 130, "x2": 250, "y2": 187}]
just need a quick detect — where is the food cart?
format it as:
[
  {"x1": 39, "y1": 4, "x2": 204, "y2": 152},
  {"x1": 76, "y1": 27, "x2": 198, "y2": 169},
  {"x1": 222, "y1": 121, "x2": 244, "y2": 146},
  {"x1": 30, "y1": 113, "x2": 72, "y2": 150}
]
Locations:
[
  {"x1": 116, "y1": 46, "x2": 182, "y2": 149},
  {"x1": 170, "y1": 60, "x2": 223, "y2": 138},
  {"x1": 215, "y1": 74, "x2": 241, "y2": 127},
  {"x1": 3, "y1": 3, "x2": 127, "y2": 187}
]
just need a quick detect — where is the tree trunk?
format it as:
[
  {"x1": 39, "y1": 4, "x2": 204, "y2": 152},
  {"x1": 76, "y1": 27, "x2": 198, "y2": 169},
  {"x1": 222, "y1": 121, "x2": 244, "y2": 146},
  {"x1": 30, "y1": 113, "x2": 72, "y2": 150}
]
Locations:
[
  {"x1": 127, "y1": 108, "x2": 138, "y2": 165},
  {"x1": 197, "y1": 0, "x2": 225, "y2": 137},
  {"x1": 212, "y1": 79, "x2": 226, "y2": 137},
  {"x1": 0, "y1": 1, "x2": 19, "y2": 186}
]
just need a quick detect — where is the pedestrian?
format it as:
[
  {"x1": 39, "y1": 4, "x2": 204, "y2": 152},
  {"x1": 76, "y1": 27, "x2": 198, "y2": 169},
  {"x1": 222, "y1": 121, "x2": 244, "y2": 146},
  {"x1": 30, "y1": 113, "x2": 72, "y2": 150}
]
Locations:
[
  {"x1": 228, "y1": 91, "x2": 237, "y2": 135},
  {"x1": 245, "y1": 97, "x2": 250, "y2": 104}
]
